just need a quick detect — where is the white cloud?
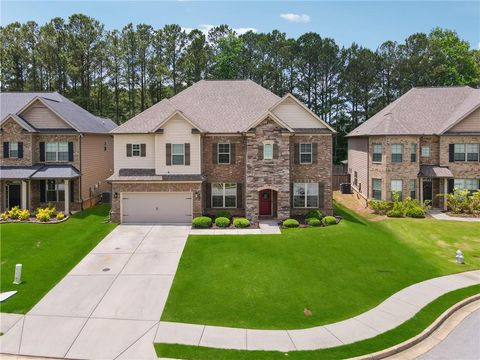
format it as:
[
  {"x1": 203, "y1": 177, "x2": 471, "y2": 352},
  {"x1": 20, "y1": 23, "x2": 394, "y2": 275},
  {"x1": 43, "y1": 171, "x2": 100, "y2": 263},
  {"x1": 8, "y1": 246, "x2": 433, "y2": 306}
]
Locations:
[
  {"x1": 280, "y1": 13, "x2": 310, "y2": 23},
  {"x1": 182, "y1": 24, "x2": 257, "y2": 35}
]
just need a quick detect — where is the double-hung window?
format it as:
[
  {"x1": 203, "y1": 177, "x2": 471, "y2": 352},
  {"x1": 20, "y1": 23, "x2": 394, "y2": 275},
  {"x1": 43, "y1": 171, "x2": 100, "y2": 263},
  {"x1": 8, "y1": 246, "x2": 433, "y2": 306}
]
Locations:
[
  {"x1": 293, "y1": 183, "x2": 318, "y2": 208},
  {"x1": 46, "y1": 180, "x2": 65, "y2": 202},
  {"x1": 409, "y1": 179, "x2": 416, "y2": 199},
  {"x1": 391, "y1": 180, "x2": 403, "y2": 200},
  {"x1": 263, "y1": 143, "x2": 273, "y2": 160},
  {"x1": 421, "y1": 146, "x2": 431, "y2": 157},
  {"x1": 391, "y1": 144, "x2": 403, "y2": 162},
  {"x1": 454, "y1": 144, "x2": 466, "y2": 161},
  {"x1": 212, "y1": 183, "x2": 237, "y2": 208},
  {"x1": 218, "y1": 143, "x2": 230, "y2": 164},
  {"x1": 9, "y1": 142, "x2": 19, "y2": 158},
  {"x1": 46, "y1": 142, "x2": 68, "y2": 161},
  {"x1": 372, "y1": 179, "x2": 382, "y2": 200},
  {"x1": 454, "y1": 179, "x2": 480, "y2": 193},
  {"x1": 300, "y1": 143, "x2": 312, "y2": 164},
  {"x1": 172, "y1": 144, "x2": 185, "y2": 165},
  {"x1": 410, "y1": 144, "x2": 417, "y2": 162},
  {"x1": 467, "y1": 144, "x2": 479, "y2": 161},
  {"x1": 372, "y1": 144, "x2": 382, "y2": 162},
  {"x1": 132, "y1": 144, "x2": 141, "y2": 157}
]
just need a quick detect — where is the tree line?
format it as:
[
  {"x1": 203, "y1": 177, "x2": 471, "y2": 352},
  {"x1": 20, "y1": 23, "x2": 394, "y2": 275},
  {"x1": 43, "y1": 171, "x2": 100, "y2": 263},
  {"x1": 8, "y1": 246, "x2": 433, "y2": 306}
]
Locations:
[{"x1": 1, "y1": 14, "x2": 479, "y2": 161}]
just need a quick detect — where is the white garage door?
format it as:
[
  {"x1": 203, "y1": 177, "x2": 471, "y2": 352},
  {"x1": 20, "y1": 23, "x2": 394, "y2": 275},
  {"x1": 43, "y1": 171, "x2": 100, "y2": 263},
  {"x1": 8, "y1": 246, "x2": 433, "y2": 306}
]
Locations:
[{"x1": 122, "y1": 192, "x2": 192, "y2": 224}]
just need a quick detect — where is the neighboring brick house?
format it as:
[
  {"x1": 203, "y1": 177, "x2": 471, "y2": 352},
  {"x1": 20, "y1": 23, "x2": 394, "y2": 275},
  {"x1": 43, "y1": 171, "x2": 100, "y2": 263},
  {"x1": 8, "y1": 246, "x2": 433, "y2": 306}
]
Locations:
[
  {"x1": 347, "y1": 86, "x2": 480, "y2": 209},
  {"x1": 108, "y1": 80, "x2": 335, "y2": 223},
  {"x1": 0, "y1": 93, "x2": 117, "y2": 213}
]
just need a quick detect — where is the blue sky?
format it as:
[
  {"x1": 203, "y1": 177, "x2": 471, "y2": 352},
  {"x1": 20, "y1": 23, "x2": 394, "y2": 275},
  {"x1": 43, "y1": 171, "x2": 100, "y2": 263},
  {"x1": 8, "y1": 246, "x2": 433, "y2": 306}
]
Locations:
[{"x1": 1, "y1": 1, "x2": 478, "y2": 49}]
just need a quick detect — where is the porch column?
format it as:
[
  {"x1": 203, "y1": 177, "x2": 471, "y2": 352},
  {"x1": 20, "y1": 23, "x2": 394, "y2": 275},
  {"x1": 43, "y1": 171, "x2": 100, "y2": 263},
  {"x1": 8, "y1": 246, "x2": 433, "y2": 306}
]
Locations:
[
  {"x1": 419, "y1": 177, "x2": 423, "y2": 203},
  {"x1": 21, "y1": 180, "x2": 27, "y2": 209},
  {"x1": 443, "y1": 179, "x2": 448, "y2": 211},
  {"x1": 64, "y1": 179, "x2": 70, "y2": 214}
]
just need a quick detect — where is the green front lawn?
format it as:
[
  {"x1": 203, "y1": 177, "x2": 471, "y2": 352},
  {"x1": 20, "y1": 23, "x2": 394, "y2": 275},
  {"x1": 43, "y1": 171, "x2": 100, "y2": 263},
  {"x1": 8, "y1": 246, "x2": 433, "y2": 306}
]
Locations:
[
  {"x1": 0, "y1": 205, "x2": 116, "y2": 313},
  {"x1": 161, "y1": 203, "x2": 480, "y2": 329}
]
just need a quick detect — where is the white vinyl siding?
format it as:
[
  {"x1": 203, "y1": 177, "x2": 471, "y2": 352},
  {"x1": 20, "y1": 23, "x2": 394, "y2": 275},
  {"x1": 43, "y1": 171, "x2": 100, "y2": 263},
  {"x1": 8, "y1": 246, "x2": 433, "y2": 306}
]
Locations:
[
  {"x1": 272, "y1": 97, "x2": 326, "y2": 128},
  {"x1": 21, "y1": 100, "x2": 71, "y2": 129},
  {"x1": 114, "y1": 134, "x2": 155, "y2": 169}
]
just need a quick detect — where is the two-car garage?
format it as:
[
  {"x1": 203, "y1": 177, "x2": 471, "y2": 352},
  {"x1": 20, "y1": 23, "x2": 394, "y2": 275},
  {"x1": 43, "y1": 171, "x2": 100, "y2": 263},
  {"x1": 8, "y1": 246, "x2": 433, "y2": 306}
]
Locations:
[{"x1": 121, "y1": 192, "x2": 193, "y2": 224}]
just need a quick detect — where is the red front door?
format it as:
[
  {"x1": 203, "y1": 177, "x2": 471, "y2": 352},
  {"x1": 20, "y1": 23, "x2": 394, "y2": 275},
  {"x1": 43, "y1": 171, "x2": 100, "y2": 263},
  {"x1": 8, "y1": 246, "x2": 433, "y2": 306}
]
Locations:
[{"x1": 259, "y1": 189, "x2": 272, "y2": 216}]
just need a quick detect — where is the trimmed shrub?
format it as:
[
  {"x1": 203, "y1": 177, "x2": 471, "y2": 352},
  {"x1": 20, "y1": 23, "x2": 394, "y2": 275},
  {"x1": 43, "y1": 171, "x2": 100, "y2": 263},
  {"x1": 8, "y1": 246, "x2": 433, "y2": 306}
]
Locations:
[
  {"x1": 322, "y1": 216, "x2": 337, "y2": 226},
  {"x1": 368, "y1": 200, "x2": 391, "y2": 215},
  {"x1": 215, "y1": 210, "x2": 231, "y2": 220},
  {"x1": 215, "y1": 216, "x2": 230, "y2": 228},
  {"x1": 18, "y1": 209, "x2": 30, "y2": 220},
  {"x1": 56, "y1": 212, "x2": 65, "y2": 220},
  {"x1": 405, "y1": 207, "x2": 425, "y2": 218},
  {"x1": 233, "y1": 217, "x2": 250, "y2": 228},
  {"x1": 305, "y1": 209, "x2": 323, "y2": 220},
  {"x1": 307, "y1": 218, "x2": 321, "y2": 226},
  {"x1": 36, "y1": 209, "x2": 51, "y2": 222},
  {"x1": 386, "y1": 209, "x2": 404, "y2": 218},
  {"x1": 8, "y1": 206, "x2": 21, "y2": 220},
  {"x1": 192, "y1": 216, "x2": 212, "y2": 228},
  {"x1": 0, "y1": 211, "x2": 9, "y2": 221},
  {"x1": 283, "y1": 219, "x2": 299, "y2": 228}
]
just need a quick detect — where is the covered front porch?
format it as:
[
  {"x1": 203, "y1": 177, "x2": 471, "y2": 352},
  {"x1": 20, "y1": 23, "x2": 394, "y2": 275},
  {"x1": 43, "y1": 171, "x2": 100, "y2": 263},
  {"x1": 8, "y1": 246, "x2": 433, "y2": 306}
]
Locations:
[
  {"x1": 0, "y1": 165, "x2": 80, "y2": 214},
  {"x1": 418, "y1": 165, "x2": 453, "y2": 210}
]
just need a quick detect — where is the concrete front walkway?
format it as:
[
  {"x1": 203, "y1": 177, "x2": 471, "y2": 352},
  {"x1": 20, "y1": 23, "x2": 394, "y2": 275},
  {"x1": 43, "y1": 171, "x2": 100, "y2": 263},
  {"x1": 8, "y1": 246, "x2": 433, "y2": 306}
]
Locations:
[
  {"x1": 0, "y1": 225, "x2": 190, "y2": 360},
  {"x1": 428, "y1": 209, "x2": 480, "y2": 222},
  {"x1": 156, "y1": 270, "x2": 480, "y2": 351}
]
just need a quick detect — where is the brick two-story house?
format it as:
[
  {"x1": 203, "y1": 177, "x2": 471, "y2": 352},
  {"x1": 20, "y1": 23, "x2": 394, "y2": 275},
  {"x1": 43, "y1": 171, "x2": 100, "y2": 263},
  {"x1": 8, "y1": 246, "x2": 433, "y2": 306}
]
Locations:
[
  {"x1": 108, "y1": 80, "x2": 335, "y2": 223},
  {"x1": 347, "y1": 86, "x2": 480, "y2": 209},
  {"x1": 0, "y1": 92, "x2": 117, "y2": 213}
]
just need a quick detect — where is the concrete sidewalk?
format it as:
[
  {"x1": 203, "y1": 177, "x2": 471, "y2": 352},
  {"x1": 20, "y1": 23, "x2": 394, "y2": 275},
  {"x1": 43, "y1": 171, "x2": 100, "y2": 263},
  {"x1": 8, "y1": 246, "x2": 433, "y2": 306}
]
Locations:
[
  {"x1": 156, "y1": 270, "x2": 480, "y2": 351},
  {"x1": 428, "y1": 209, "x2": 480, "y2": 222},
  {"x1": 0, "y1": 225, "x2": 190, "y2": 360}
]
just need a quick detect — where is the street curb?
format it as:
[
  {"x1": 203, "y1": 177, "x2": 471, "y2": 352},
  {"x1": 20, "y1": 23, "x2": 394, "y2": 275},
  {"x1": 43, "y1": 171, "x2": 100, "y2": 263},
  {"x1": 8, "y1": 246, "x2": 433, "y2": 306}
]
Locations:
[{"x1": 352, "y1": 293, "x2": 480, "y2": 360}]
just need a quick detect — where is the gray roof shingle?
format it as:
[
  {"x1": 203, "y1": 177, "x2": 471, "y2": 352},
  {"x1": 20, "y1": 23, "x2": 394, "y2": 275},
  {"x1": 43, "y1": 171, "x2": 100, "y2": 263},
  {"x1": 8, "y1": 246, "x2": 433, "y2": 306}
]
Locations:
[
  {"x1": 0, "y1": 164, "x2": 80, "y2": 179},
  {"x1": 0, "y1": 92, "x2": 117, "y2": 133},
  {"x1": 347, "y1": 86, "x2": 480, "y2": 137},
  {"x1": 418, "y1": 165, "x2": 454, "y2": 178}
]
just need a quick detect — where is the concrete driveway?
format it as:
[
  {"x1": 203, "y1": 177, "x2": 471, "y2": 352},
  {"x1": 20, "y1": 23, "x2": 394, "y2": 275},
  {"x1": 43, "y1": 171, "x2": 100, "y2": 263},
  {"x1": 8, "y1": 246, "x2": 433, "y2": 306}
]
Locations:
[{"x1": 0, "y1": 225, "x2": 190, "y2": 360}]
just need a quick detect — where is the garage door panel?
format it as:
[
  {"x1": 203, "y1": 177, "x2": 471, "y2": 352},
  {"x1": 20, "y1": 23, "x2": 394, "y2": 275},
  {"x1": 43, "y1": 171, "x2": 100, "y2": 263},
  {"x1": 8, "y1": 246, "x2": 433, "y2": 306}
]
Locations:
[{"x1": 122, "y1": 193, "x2": 192, "y2": 224}]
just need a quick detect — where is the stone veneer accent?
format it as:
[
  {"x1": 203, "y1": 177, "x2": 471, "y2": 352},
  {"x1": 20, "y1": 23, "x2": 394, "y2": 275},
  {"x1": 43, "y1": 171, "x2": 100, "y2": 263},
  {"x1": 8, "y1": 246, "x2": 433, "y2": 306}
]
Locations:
[
  {"x1": 0, "y1": 120, "x2": 34, "y2": 166},
  {"x1": 245, "y1": 118, "x2": 291, "y2": 220},
  {"x1": 110, "y1": 182, "x2": 202, "y2": 223}
]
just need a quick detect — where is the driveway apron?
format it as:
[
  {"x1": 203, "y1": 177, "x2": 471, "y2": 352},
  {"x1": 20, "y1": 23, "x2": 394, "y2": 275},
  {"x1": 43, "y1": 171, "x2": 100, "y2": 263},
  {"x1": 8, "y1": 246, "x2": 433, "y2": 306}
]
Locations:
[{"x1": 0, "y1": 225, "x2": 189, "y2": 360}]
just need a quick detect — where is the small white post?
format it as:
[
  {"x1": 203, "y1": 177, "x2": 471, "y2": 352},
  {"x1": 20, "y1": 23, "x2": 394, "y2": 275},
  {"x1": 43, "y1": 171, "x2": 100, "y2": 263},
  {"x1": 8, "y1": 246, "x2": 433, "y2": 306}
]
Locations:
[
  {"x1": 443, "y1": 179, "x2": 448, "y2": 211},
  {"x1": 21, "y1": 180, "x2": 28, "y2": 209},
  {"x1": 13, "y1": 264, "x2": 22, "y2": 284},
  {"x1": 64, "y1": 179, "x2": 70, "y2": 215},
  {"x1": 419, "y1": 177, "x2": 424, "y2": 204}
]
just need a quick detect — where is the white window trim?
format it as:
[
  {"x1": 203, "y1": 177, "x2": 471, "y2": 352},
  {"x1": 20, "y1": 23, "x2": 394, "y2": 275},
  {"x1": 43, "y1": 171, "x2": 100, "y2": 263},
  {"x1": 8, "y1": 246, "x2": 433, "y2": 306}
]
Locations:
[
  {"x1": 390, "y1": 179, "x2": 403, "y2": 198},
  {"x1": 45, "y1": 142, "x2": 69, "y2": 162},
  {"x1": 263, "y1": 142, "x2": 273, "y2": 160},
  {"x1": 212, "y1": 183, "x2": 237, "y2": 208},
  {"x1": 293, "y1": 182, "x2": 319, "y2": 208},
  {"x1": 131, "y1": 143, "x2": 141, "y2": 157},
  {"x1": 421, "y1": 145, "x2": 431, "y2": 157},
  {"x1": 454, "y1": 179, "x2": 480, "y2": 191},
  {"x1": 299, "y1": 143, "x2": 313, "y2": 164},
  {"x1": 372, "y1": 144, "x2": 382, "y2": 162},
  {"x1": 454, "y1": 143, "x2": 479, "y2": 162},
  {"x1": 391, "y1": 144, "x2": 403, "y2": 162},
  {"x1": 372, "y1": 178, "x2": 382, "y2": 200},
  {"x1": 217, "y1": 143, "x2": 231, "y2": 164},
  {"x1": 9, "y1": 142, "x2": 19, "y2": 158},
  {"x1": 46, "y1": 180, "x2": 65, "y2": 202},
  {"x1": 171, "y1": 143, "x2": 185, "y2": 165}
]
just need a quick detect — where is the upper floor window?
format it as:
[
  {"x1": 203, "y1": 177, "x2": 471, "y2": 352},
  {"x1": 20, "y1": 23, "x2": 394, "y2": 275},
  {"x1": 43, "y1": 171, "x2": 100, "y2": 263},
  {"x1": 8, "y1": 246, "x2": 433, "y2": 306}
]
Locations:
[
  {"x1": 172, "y1": 144, "x2": 185, "y2": 165},
  {"x1": 454, "y1": 144, "x2": 479, "y2": 162},
  {"x1": 8, "y1": 142, "x2": 19, "y2": 158},
  {"x1": 300, "y1": 143, "x2": 312, "y2": 164},
  {"x1": 263, "y1": 143, "x2": 273, "y2": 160},
  {"x1": 454, "y1": 144, "x2": 465, "y2": 161},
  {"x1": 391, "y1": 144, "x2": 403, "y2": 162},
  {"x1": 293, "y1": 182, "x2": 318, "y2": 208},
  {"x1": 467, "y1": 144, "x2": 479, "y2": 161},
  {"x1": 218, "y1": 143, "x2": 230, "y2": 164},
  {"x1": 126, "y1": 143, "x2": 146, "y2": 157},
  {"x1": 410, "y1": 144, "x2": 417, "y2": 162},
  {"x1": 391, "y1": 179, "x2": 403, "y2": 200},
  {"x1": 46, "y1": 180, "x2": 65, "y2": 202},
  {"x1": 421, "y1": 146, "x2": 431, "y2": 157},
  {"x1": 3, "y1": 142, "x2": 23, "y2": 159},
  {"x1": 46, "y1": 142, "x2": 68, "y2": 161},
  {"x1": 212, "y1": 182, "x2": 237, "y2": 208},
  {"x1": 372, "y1": 178, "x2": 382, "y2": 200},
  {"x1": 372, "y1": 144, "x2": 382, "y2": 162}
]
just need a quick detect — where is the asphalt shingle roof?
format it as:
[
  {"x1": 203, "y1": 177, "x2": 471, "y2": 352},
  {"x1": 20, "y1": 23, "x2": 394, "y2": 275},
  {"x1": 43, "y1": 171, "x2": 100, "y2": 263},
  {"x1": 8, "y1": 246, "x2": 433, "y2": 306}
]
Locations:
[
  {"x1": 0, "y1": 164, "x2": 80, "y2": 180},
  {"x1": 112, "y1": 80, "x2": 282, "y2": 133},
  {"x1": 0, "y1": 92, "x2": 116, "y2": 133},
  {"x1": 347, "y1": 86, "x2": 480, "y2": 137}
]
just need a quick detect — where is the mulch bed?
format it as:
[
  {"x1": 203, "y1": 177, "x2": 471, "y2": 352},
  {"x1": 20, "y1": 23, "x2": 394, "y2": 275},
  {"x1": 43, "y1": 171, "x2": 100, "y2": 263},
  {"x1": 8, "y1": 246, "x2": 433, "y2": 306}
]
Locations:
[{"x1": 0, "y1": 216, "x2": 70, "y2": 224}]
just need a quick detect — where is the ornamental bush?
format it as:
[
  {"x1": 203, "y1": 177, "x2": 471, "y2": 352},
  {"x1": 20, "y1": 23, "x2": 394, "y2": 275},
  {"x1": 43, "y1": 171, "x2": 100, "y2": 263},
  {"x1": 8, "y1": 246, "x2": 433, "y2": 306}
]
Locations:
[
  {"x1": 8, "y1": 206, "x2": 21, "y2": 219},
  {"x1": 56, "y1": 212, "x2": 65, "y2": 220},
  {"x1": 405, "y1": 206, "x2": 425, "y2": 218},
  {"x1": 215, "y1": 210, "x2": 231, "y2": 220},
  {"x1": 215, "y1": 216, "x2": 230, "y2": 228},
  {"x1": 233, "y1": 217, "x2": 250, "y2": 228},
  {"x1": 305, "y1": 209, "x2": 323, "y2": 220},
  {"x1": 0, "y1": 211, "x2": 9, "y2": 221},
  {"x1": 322, "y1": 216, "x2": 337, "y2": 226},
  {"x1": 36, "y1": 209, "x2": 51, "y2": 222},
  {"x1": 283, "y1": 219, "x2": 299, "y2": 228},
  {"x1": 307, "y1": 218, "x2": 322, "y2": 226},
  {"x1": 368, "y1": 200, "x2": 391, "y2": 215},
  {"x1": 192, "y1": 216, "x2": 212, "y2": 228},
  {"x1": 387, "y1": 192, "x2": 405, "y2": 218},
  {"x1": 18, "y1": 209, "x2": 30, "y2": 220}
]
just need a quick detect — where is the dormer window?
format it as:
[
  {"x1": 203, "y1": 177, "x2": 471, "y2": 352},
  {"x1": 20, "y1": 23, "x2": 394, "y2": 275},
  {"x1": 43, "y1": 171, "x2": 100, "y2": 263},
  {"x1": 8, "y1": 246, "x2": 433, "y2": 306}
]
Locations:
[
  {"x1": 263, "y1": 143, "x2": 273, "y2": 160},
  {"x1": 218, "y1": 143, "x2": 230, "y2": 164}
]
